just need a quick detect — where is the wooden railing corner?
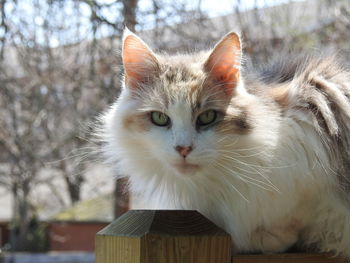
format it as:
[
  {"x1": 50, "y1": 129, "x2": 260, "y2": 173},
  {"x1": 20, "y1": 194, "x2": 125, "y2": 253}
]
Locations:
[{"x1": 95, "y1": 210, "x2": 232, "y2": 263}]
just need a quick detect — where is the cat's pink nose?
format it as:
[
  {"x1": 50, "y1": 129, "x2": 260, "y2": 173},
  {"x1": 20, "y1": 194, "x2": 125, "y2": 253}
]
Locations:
[{"x1": 175, "y1": 145, "x2": 193, "y2": 158}]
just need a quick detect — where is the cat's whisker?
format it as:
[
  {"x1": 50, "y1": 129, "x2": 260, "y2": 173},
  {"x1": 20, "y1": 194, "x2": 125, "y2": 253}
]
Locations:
[
  {"x1": 314, "y1": 155, "x2": 337, "y2": 177},
  {"x1": 44, "y1": 147, "x2": 101, "y2": 165},
  {"x1": 213, "y1": 165, "x2": 250, "y2": 202},
  {"x1": 194, "y1": 152, "x2": 216, "y2": 160},
  {"x1": 219, "y1": 151, "x2": 295, "y2": 169},
  {"x1": 217, "y1": 136, "x2": 232, "y2": 144},
  {"x1": 218, "y1": 159, "x2": 280, "y2": 192},
  {"x1": 230, "y1": 151, "x2": 267, "y2": 159},
  {"x1": 217, "y1": 148, "x2": 266, "y2": 157},
  {"x1": 224, "y1": 158, "x2": 280, "y2": 193},
  {"x1": 214, "y1": 161, "x2": 277, "y2": 193},
  {"x1": 216, "y1": 167, "x2": 270, "y2": 192},
  {"x1": 217, "y1": 149, "x2": 267, "y2": 159},
  {"x1": 216, "y1": 136, "x2": 240, "y2": 147},
  {"x1": 219, "y1": 155, "x2": 265, "y2": 173},
  {"x1": 219, "y1": 155, "x2": 281, "y2": 192},
  {"x1": 229, "y1": 145, "x2": 267, "y2": 152}
]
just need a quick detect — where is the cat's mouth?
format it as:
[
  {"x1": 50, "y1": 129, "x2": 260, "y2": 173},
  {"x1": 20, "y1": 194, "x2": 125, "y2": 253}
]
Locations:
[{"x1": 172, "y1": 161, "x2": 200, "y2": 175}]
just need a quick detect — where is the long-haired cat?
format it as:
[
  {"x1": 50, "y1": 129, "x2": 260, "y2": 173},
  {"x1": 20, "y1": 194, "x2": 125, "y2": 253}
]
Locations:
[{"x1": 100, "y1": 29, "x2": 350, "y2": 259}]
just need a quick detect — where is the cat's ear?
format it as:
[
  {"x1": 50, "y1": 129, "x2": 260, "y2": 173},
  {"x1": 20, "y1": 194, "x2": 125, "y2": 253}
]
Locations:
[
  {"x1": 204, "y1": 32, "x2": 242, "y2": 96},
  {"x1": 122, "y1": 29, "x2": 160, "y2": 89}
]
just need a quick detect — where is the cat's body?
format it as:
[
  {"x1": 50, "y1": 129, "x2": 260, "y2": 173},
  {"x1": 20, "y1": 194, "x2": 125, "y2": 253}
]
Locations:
[{"x1": 101, "y1": 30, "x2": 350, "y2": 259}]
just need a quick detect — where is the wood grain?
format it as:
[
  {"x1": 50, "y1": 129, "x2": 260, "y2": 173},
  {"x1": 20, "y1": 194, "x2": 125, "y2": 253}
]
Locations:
[
  {"x1": 232, "y1": 253, "x2": 346, "y2": 263},
  {"x1": 141, "y1": 234, "x2": 231, "y2": 263},
  {"x1": 95, "y1": 210, "x2": 232, "y2": 263},
  {"x1": 96, "y1": 235, "x2": 141, "y2": 263}
]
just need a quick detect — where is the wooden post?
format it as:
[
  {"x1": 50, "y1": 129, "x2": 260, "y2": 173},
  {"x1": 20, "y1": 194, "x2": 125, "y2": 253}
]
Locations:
[{"x1": 95, "y1": 210, "x2": 232, "y2": 263}]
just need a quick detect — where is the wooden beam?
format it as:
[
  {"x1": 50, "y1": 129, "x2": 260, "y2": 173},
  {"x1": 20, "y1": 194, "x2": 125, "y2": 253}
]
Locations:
[
  {"x1": 95, "y1": 210, "x2": 232, "y2": 263},
  {"x1": 233, "y1": 253, "x2": 345, "y2": 263}
]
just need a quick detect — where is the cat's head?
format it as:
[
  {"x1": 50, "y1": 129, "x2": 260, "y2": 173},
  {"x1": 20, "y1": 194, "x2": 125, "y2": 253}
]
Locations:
[{"x1": 105, "y1": 30, "x2": 279, "y2": 179}]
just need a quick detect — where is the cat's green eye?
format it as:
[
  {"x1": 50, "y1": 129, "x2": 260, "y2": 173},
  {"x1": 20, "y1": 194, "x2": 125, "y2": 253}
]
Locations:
[
  {"x1": 151, "y1": 111, "x2": 170, "y2": 126},
  {"x1": 197, "y1": 110, "x2": 217, "y2": 126}
]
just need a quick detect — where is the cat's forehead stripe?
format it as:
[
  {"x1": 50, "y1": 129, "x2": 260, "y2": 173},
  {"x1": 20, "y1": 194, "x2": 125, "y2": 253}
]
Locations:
[{"x1": 162, "y1": 62, "x2": 202, "y2": 83}]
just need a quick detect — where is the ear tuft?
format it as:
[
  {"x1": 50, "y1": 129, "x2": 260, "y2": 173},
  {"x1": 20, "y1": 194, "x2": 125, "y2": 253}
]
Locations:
[
  {"x1": 204, "y1": 32, "x2": 242, "y2": 96},
  {"x1": 122, "y1": 29, "x2": 159, "y2": 89}
]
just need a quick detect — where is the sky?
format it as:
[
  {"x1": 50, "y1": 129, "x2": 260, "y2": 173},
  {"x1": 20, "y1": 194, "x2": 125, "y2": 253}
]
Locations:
[
  {"x1": 4, "y1": 0, "x2": 304, "y2": 48},
  {"x1": 139, "y1": 0, "x2": 303, "y2": 18},
  {"x1": 136, "y1": 0, "x2": 304, "y2": 32}
]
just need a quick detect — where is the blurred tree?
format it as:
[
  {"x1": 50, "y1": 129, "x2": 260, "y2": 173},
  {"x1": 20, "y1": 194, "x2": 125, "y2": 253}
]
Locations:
[
  {"x1": 0, "y1": 0, "x2": 125, "y2": 250},
  {"x1": 113, "y1": 0, "x2": 139, "y2": 219}
]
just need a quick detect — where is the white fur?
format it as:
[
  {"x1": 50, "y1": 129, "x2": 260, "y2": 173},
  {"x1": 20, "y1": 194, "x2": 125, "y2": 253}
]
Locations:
[{"x1": 102, "y1": 81, "x2": 350, "y2": 258}]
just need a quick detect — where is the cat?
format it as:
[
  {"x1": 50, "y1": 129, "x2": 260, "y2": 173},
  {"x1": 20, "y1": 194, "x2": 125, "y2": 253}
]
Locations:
[{"x1": 100, "y1": 29, "x2": 350, "y2": 259}]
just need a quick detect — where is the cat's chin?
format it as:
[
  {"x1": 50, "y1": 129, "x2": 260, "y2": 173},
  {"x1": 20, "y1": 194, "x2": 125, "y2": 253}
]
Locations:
[{"x1": 172, "y1": 161, "x2": 201, "y2": 176}]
